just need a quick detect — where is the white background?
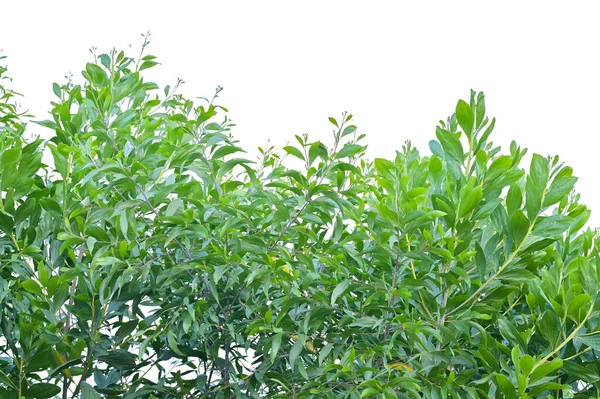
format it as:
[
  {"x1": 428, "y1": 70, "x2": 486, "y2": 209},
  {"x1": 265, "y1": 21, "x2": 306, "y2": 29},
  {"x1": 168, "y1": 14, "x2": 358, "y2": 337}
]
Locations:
[{"x1": 3, "y1": 1, "x2": 600, "y2": 225}]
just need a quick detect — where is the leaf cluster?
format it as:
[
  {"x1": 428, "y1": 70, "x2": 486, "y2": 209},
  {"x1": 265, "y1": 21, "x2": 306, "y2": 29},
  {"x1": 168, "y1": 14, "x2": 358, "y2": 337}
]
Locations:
[{"x1": 0, "y1": 40, "x2": 599, "y2": 399}]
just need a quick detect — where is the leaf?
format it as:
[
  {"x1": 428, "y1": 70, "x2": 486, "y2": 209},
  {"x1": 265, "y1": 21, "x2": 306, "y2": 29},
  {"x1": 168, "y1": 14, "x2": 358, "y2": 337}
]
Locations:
[
  {"x1": 532, "y1": 215, "x2": 573, "y2": 237},
  {"x1": 23, "y1": 383, "x2": 61, "y2": 399},
  {"x1": 361, "y1": 388, "x2": 379, "y2": 398},
  {"x1": 319, "y1": 343, "x2": 333, "y2": 366},
  {"x1": 14, "y1": 198, "x2": 36, "y2": 225},
  {"x1": 167, "y1": 331, "x2": 185, "y2": 356},
  {"x1": 475, "y1": 242, "x2": 487, "y2": 281},
  {"x1": 84, "y1": 63, "x2": 107, "y2": 86},
  {"x1": 270, "y1": 333, "x2": 283, "y2": 364},
  {"x1": 509, "y1": 209, "x2": 530, "y2": 246},
  {"x1": 212, "y1": 145, "x2": 245, "y2": 159},
  {"x1": 216, "y1": 158, "x2": 252, "y2": 181},
  {"x1": 473, "y1": 198, "x2": 502, "y2": 220},
  {"x1": 349, "y1": 316, "x2": 379, "y2": 328},
  {"x1": 529, "y1": 154, "x2": 549, "y2": 190},
  {"x1": 543, "y1": 167, "x2": 577, "y2": 207},
  {"x1": 0, "y1": 369, "x2": 15, "y2": 389},
  {"x1": 140, "y1": 60, "x2": 159, "y2": 71},
  {"x1": 39, "y1": 198, "x2": 62, "y2": 215},
  {"x1": 576, "y1": 333, "x2": 600, "y2": 350},
  {"x1": 115, "y1": 320, "x2": 138, "y2": 344},
  {"x1": 374, "y1": 158, "x2": 396, "y2": 180},
  {"x1": 289, "y1": 334, "x2": 305, "y2": 370},
  {"x1": 47, "y1": 143, "x2": 68, "y2": 178},
  {"x1": 331, "y1": 280, "x2": 350, "y2": 306},
  {"x1": 283, "y1": 146, "x2": 305, "y2": 161},
  {"x1": 22, "y1": 280, "x2": 42, "y2": 295},
  {"x1": 519, "y1": 355, "x2": 535, "y2": 377},
  {"x1": 458, "y1": 185, "x2": 482, "y2": 218},
  {"x1": 165, "y1": 198, "x2": 183, "y2": 216},
  {"x1": 538, "y1": 311, "x2": 561, "y2": 345},
  {"x1": 81, "y1": 383, "x2": 101, "y2": 399},
  {"x1": 525, "y1": 154, "x2": 549, "y2": 221},
  {"x1": 52, "y1": 83, "x2": 61, "y2": 98},
  {"x1": 1, "y1": 148, "x2": 20, "y2": 172},
  {"x1": 494, "y1": 373, "x2": 516, "y2": 399},
  {"x1": 530, "y1": 358, "x2": 562, "y2": 384},
  {"x1": 336, "y1": 144, "x2": 363, "y2": 159},
  {"x1": 435, "y1": 126, "x2": 464, "y2": 162},
  {"x1": 498, "y1": 318, "x2": 527, "y2": 353},
  {"x1": 0, "y1": 212, "x2": 13, "y2": 234},
  {"x1": 506, "y1": 184, "x2": 522, "y2": 216},
  {"x1": 456, "y1": 99, "x2": 474, "y2": 137},
  {"x1": 98, "y1": 350, "x2": 137, "y2": 370},
  {"x1": 111, "y1": 109, "x2": 136, "y2": 129}
]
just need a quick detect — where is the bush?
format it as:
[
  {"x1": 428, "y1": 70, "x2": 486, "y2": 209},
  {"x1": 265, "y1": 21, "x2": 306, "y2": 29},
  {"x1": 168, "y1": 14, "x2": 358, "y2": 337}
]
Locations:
[{"x1": 0, "y1": 39, "x2": 599, "y2": 398}]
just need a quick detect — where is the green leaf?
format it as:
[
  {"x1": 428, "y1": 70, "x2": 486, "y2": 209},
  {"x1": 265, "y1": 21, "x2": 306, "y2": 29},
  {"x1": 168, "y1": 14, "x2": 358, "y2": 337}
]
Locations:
[
  {"x1": 22, "y1": 280, "x2": 42, "y2": 295},
  {"x1": 529, "y1": 154, "x2": 549, "y2": 190},
  {"x1": 532, "y1": 215, "x2": 573, "y2": 237},
  {"x1": 456, "y1": 99, "x2": 474, "y2": 138},
  {"x1": 509, "y1": 209, "x2": 530, "y2": 246},
  {"x1": 111, "y1": 109, "x2": 136, "y2": 129},
  {"x1": 575, "y1": 333, "x2": 600, "y2": 350},
  {"x1": 435, "y1": 126, "x2": 464, "y2": 162},
  {"x1": 319, "y1": 343, "x2": 333, "y2": 366},
  {"x1": 519, "y1": 355, "x2": 535, "y2": 377},
  {"x1": 336, "y1": 144, "x2": 363, "y2": 159},
  {"x1": 525, "y1": 154, "x2": 549, "y2": 221},
  {"x1": 212, "y1": 145, "x2": 244, "y2": 159},
  {"x1": 81, "y1": 383, "x2": 101, "y2": 399},
  {"x1": 14, "y1": 198, "x2": 36, "y2": 225},
  {"x1": 361, "y1": 388, "x2": 379, "y2": 398},
  {"x1": 1, "y1": 148, "x2": 20, "y2": 172},
  {"x1": 289, "y1": 335, "x2": 305, "y2": 370},
  {"x1": 283, "y1": 146, "x2": 305, "y2": 161},
  {"x1": 538, "y1": 311, "x2": 561, "y2": 346},
  {"x1": 23, "y1": 383, "x2": 61, "y2": 399},
  {"x1": 543, "y1": 167, "x2": 577, "y2": 207},
  {"x1": 167, "y1": 331, "x2": 185, "y2": 356},
  {"x1": 98, "y1": 350, "x2": 137, "y2": 370},
  {"x1": 0, "y1": 212, "x2": 13, "y2": 234},
  {"x1": 331, "y1": 280, "x2": 350, "y2": 306},
  {"x1": 498, "y1": 318, "x2": 527, "y2": 353},
  {"x1": 494, "y1": 373, "x2": 516, "y2": 399},
  {"x1": 39, "y1": 198, "x2": 62, "y2": 215},
  {"x1": 47, "y1": 143, "x2": 68, "y2": 178},
  {"x1": 270, "y1": 333, "x2": 283, "y2": 364},
  {"x1": 374, "y1": 158, "x2": 396, "y2": 180},
  {"x1": 458, "y1": 185, "x2": 482, "y2": 218},
  {"x1": 52, "y1": 83, "x2": 61, "y2": 98},
  {"x1": 140, "y1": 60, "x2": 159, "y2": 71},
  {"x1": 506, "y1": 184, "x2": 522, "y2": 216},
  {"x1": 84, "y1": 62, "x2": 107, "y2": 86},
  {"x1": 566, "y1": 293, "x2": 591, "y2": 316},
  {"x1": 530, "y1": 358, "x2": 562, "y2": 384}
]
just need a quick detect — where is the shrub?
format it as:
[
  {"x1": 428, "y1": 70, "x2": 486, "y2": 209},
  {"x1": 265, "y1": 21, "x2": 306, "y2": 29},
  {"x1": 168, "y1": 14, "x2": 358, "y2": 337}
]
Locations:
[{"x1": 0, "y1": 40, "x2": 599, "y2": 398}]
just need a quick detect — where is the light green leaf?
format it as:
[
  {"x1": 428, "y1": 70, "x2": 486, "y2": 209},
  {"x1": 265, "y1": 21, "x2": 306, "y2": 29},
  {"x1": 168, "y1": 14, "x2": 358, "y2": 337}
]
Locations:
[{"x1": 456, "y1": 99, "x2": 474, "y2": 138}]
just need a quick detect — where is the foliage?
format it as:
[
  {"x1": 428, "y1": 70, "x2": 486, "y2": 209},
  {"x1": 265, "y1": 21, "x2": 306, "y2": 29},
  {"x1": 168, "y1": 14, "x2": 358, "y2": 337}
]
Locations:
[{"x1": 1, "y1": 38, "x2": 600, "y2": 398}]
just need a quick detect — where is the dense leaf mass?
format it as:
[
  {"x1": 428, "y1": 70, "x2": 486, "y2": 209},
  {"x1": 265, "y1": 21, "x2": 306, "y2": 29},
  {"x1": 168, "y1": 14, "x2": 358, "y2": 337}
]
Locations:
[{"x1": 0, "y1": 41, "x2": 599, "y2": 398}]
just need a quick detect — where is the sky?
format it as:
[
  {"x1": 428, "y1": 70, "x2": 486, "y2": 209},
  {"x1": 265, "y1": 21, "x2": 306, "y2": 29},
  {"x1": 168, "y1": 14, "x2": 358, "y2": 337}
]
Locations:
[{"x1": 3, "y1": 0, "x2": 600, "y2": 225}]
